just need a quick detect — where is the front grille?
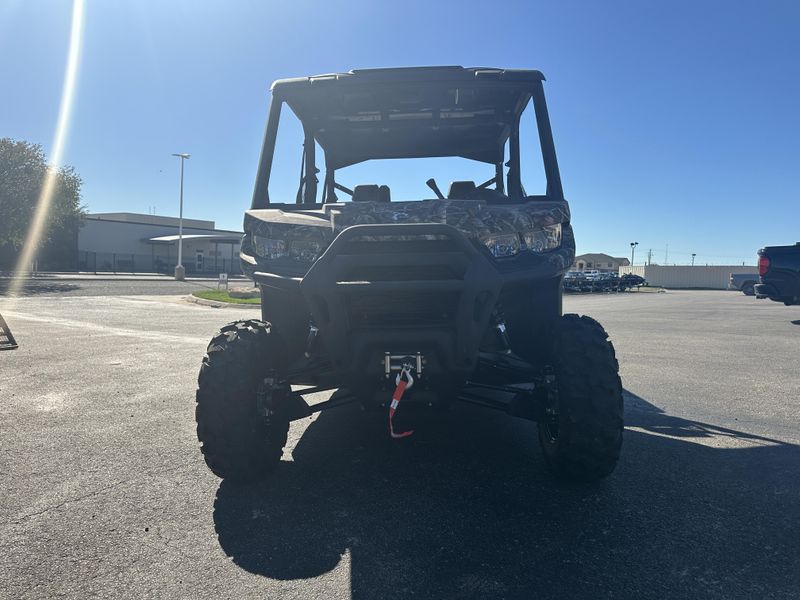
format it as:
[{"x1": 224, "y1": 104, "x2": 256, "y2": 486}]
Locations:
[
  {"x1": 346, "y1": 264, "x2": 459, "y2": 281},
  {"x1": 347, "y1": 291, "x2": 458, "y2": 328}
]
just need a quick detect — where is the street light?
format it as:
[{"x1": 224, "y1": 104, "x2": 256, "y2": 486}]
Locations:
[
  {"x1": 172, "y1": 153, "x2": 190, "y2": 280},
  {"x1": 691, "y1": 253, "x2": 696, "y2": 266},
  {"x1": 630, "y1": 241, "x2": 639, "y2": 266}
]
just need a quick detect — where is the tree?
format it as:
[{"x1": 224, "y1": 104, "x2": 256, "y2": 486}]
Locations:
[{"x1": 0, "y1": 138, "x2": 85, "y2": 270}]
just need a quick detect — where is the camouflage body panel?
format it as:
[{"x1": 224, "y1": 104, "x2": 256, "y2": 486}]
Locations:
[
  {"x1": 328, "y1": 198, "x2": 570, "y2": 236},
  {"x1": 243, "y1": 213, "x2": 332, "y2": 252},
  {"x1": 242, "y1": 198, "x2": 575, "y2": 278},
  {"x1": 548, "y1": 222, "x2": 575, "y2": 272}
]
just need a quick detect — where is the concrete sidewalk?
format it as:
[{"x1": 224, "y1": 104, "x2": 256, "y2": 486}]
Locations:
[{"x1": 0, "y1": 272, "x2": 249, "y2": 282}]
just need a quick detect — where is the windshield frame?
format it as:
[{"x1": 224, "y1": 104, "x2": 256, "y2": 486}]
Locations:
[{"x1": 251, "y1": 78, "x2": 563, "y2": 207}]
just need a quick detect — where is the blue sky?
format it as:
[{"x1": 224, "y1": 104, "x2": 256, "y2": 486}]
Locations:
[{"x1": 1, "y1": 1, "x2": 798, "y2": 265}]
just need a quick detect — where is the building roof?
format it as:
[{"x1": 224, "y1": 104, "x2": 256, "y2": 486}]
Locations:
[
  {"x1": 85, "y1": 212, "x2": 215, "y2": 230},
  {"x1": 147, "y1": 234, "x2": 242, "y2": 244},
  {"x1": 575, "y1": 253, "x2": 630, "y2": 266}
]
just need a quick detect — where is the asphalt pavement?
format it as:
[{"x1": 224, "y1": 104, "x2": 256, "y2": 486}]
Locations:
[{"x1": 1, "y1": 290, "x2": 798, "y2": 599}]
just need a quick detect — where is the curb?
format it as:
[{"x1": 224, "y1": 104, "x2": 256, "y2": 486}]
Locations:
[
  {"x1": 0, "y1": 273, "x2": 250, "y2": 282},
  {"x1": 0, "y1": 276, "x2": 245, "y2": 283},
  {"x1": 184, "y1": 295, "x2": 261, "y2": 309}
]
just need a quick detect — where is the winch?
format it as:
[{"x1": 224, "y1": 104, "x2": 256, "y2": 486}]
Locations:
[{"x1": 383, "y1": 352, "x2": 424, "y2": 378}]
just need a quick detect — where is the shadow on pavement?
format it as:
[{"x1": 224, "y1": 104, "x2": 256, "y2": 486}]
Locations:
[
  {"x1": 0, "y1": 280, "x2": 80, "y2": 296},
  {"x1": 213, "y1": 391, "x2": 800, "y2": 599}
]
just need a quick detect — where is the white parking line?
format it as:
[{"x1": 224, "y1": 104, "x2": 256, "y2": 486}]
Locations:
[{"x1": 2, "y1": 310, "x2": 206, "y2": 345}]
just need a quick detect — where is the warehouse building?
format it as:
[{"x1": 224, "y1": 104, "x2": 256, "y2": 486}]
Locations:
[
  {"x1": 620, "y1": 265, "x2": 759, "y2": 289},
  {"x1": 77, "y1": 213, "x2": 243, "y2": 275}
]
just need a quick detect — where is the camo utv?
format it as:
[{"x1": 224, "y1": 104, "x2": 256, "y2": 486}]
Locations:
[{"x1": 196, "y1": 67, "x2": 623, "y2": 482}]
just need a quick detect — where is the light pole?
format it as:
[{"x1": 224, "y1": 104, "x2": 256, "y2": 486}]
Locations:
[
  {"x1": 630, "y1": 241, "x2": 639, "y2": 266},
  {"x1": 691, "y1": 253, "x2": 696, "y2": 266},
  {"x1": 172, "y1": 153, "x2": 190, "y2": 280}
]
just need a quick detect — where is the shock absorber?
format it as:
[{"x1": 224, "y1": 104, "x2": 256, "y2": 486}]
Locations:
[
  {"x1": 492, "y1": 305, "x2": 512, "y2": 354},
  {"x1": 304, "y1": 320, "x2": 319, "y2": 358}
]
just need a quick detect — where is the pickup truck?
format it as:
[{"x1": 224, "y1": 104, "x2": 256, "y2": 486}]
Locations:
[
  {"x1": 755, "y1": 243, "x2": 800, "y2": 306},
  {"x1": 728, "y1": 273, "x2": 759, "y2": 296}
]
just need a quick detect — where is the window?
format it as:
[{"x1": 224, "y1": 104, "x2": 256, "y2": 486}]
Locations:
[
  {"x1": 517, "y1": 98, "x2": 547, "y2": 195},
  {"x1": 333, "y1": 157, "x2": 496, "y2": 202},
  {"x1": 270, "y1": 107, "x2": 303, "y2": 203}
]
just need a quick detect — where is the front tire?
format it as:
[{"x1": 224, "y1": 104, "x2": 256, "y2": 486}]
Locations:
[
  {"x1": 196, "y1": 319, "x2": 289, "y2": 482},
  {"x1": 741, "y1": 282, "x2": 756, "y2": 296},
  {"x1": 538, "y1": 314, "x2": 623, "y2": 482}
]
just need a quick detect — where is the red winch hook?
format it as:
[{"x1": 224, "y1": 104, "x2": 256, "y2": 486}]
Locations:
[{"x1": 389, "y1": 365, "x2": 414, "y2": 439}]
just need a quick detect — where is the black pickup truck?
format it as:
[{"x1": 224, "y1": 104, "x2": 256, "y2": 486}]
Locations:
[{"x1": 755, "y1": 242, "x2": 800, "y2": 306}]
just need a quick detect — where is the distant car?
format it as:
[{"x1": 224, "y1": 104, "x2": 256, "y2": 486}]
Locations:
[
  {"x1": 619, "y1": 273, "x2": 646, "y2": 291},
  {"x1": 592, "y1": 272, "x2": 619, "y2": 292},
  {"x1": 563, "y1": 271, "x2": 589, "y2": 293},
  {"x1": 728, "y1": 273, "x2": 758, "y2": 296},
  {"x1": 755, "y1": 243, "x2": 800, "y2": 306},
  {"x1": 582, "y1": 269, "x2": 601, "y2": 280}
]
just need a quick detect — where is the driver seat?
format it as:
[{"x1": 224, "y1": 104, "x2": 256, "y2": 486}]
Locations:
[
  {"x1": 447, "y1": 181, "x2": 477, "y2": 199},
  {"x1": 352, "y1": 184, "x2": 391, "y2": 202}
]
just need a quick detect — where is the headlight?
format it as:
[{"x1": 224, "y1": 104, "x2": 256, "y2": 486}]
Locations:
[
  {"x1": 252, "y1": 235, "x2": 324, "y2": 262},
  {"x1": 482, "y1": 233, "x2": 521, "y2": 258},
  {"x1": 523, "y1": 224, "x2": 561, "y2": 252},
  {"x1": 289, "y1": 239, "x2": 324, "y2": 262},
  {"x1": 252, "y1": 235, "x2": 288, "y2": 259}
]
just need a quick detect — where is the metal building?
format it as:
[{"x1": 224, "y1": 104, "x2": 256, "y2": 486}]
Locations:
[
  {"x1": 621, "y1": 265, "x2": 758, "y2": 289},
  {"x1": 77, "y1": 213, "x2": 243, "y2": 275}
]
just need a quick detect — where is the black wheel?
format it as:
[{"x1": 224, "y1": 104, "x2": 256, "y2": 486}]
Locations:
[
  {"x1": 741, "y1": 282, "x2": 755, "y2": 296},
  {"x1": 196, "y1": 319, "x2": 290, "y2": 482},
  {"x1": 538, "y1": 314, "x2": 623, "y2": 482}
]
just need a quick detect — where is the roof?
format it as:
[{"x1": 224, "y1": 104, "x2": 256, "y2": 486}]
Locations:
[
  {"x1": 271, "y1": 66, "x2": 546, "y2": 169},
  {"x1": 575, "y1": 253, "x2": 631, "y2": 265},
  {"x1": 271, "y1": 66, "x2": 545, "y2": 92},
  {"x1": 147, "y1": 234, "x2": 242, "y2": 244},
  {"x1": 85, "y1": 213, "x2": 215, "y2": 230}
]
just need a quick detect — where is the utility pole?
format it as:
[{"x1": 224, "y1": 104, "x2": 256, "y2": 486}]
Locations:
[
  {"x1": 691, "y1": 253, "x2": 696, "y2": 266},
  {"x1": 630, "y1": 241, "x2": 639, "y2": 267},
  {"x1": 171, "y1": 153, "x2": 191, "y2": 280},
  {"x1": 647, "y1": 249, "x2": 653, "y2": 265}
]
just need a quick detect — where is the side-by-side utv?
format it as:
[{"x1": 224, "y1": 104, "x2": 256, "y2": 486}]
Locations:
[{"x1": 195, "y1": 66, "x2": 623, "y2": 483}]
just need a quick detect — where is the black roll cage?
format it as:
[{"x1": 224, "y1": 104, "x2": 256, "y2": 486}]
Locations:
[{"x1": 250, "y1": 78, "x2": 563, "y2": 208}]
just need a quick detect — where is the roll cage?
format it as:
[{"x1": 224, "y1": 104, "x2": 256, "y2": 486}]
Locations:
[{"x1": 250, "y1": 66, "x2": 564, "y2": 208}]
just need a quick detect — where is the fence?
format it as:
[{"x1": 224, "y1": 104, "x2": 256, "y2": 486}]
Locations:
[
  {"x1": 619, "y1": 265, "x2": 758, "y2": 289},
  {"x1": 77, "y1": 251, "x2": 242, "y2": 276}
]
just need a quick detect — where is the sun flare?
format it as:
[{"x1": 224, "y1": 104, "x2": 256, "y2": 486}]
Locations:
[{"x1": 7, "y1": 0, "x2": 85, "y2": 303}]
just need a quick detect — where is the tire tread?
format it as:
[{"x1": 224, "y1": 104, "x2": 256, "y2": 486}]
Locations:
[{"x1": 195, "y1": 319, "x2": 288, "y2": 482}]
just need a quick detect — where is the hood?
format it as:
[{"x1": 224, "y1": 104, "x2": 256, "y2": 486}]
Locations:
[{"x1": 245, "y1": 198, "x2": 570, "y2": 241}]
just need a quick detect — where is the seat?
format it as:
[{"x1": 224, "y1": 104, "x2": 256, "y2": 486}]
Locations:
[
  {"x1": 352, "y1": 184, "x2": 391, "y2": 202},
  {"x1": 447, "y1": 181, "x2": 477, "y2": 199}
]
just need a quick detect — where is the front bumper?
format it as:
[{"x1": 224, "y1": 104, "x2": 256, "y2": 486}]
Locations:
[
  {"x1": 297, "y1": 223, "x2": 504, "y2": 379},
  {"x1": 246, "y1": 220, "x2": 574, "y2": 380}
]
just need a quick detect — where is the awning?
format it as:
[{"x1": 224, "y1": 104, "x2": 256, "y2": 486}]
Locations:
[{"x1": 146, "y1": 234, "x2": 242, "y2": 245}]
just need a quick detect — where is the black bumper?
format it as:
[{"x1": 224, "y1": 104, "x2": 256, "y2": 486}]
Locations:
[
  {"x1": 754, "y1": 282, "x2": 779, "y2": 299},
  {"x1": 296, "y1": 223, "x2": 503, "y2": 379},
  {"x1": 755, "y1": 282, "x2": 798, "y2": 305}
]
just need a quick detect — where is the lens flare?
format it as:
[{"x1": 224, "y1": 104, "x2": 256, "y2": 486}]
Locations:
[{"x1": 6, "y1": 0, "x2": 85, "y2": 303}]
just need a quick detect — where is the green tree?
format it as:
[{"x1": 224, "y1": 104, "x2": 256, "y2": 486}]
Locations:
[{"x1": 0, "y1": 138, "x2": 85, "y2": 270}]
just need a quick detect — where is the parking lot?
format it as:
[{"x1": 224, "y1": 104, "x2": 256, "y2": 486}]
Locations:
[{"x1": 1, "y1": 285, "x2": 799, "y2": 599}]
